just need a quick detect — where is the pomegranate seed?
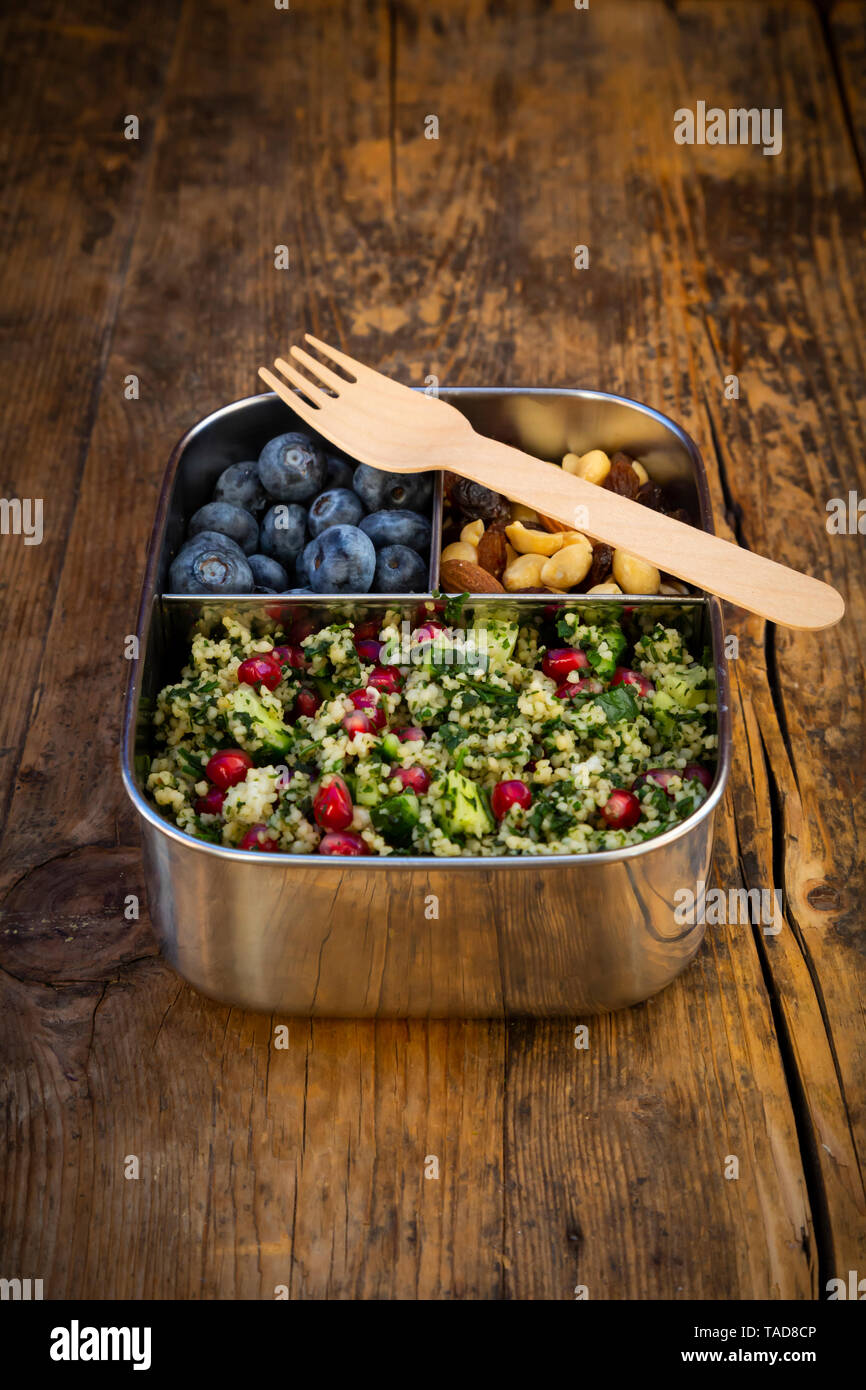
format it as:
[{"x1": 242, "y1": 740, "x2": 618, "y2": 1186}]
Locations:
[
  {"x1": 348, "y1": 689, "x2": 385, "y2": 729},
  {"x1": 683, "y1": 762, "x2": 713, "y2": 790},
  {"x1": 349, "y1": 687, "x2": 377, "y2": 710},
  {"x1": 414, "y1": 619, "x2": 448, "y2": 644},
  {"x1": 272, "y1": 643, "x2": 307, "y2": 669},
  {"x1": 611, "y1": 667, "x2": 655, "y2": 696},
  {"x1": 393, "y1": 765, "x2": 430, "y2": 794},
  {"x1": 313, "y1": 774, "x2": 354, "y2": 832},
  {"x1": 194, "y1": 786, "x2": 225, "y2": 816},
  {"x1": 318, "y1": 830, "x2": 369, "y2": 856},
  {"x1": 237, "y1": 655, "x2": 282, "y2": 691},
  {"x1": 555, "y1": 677, "x2": 603, "y2": 699},
  {"x1": 239, "y1": 823, "x2": 280, "y2": 852},
  {"x1": 632, "y1": 767, "x2": 679, "y2": 796},
  {"x1": 491, "y1": 779, "x2": 532, "y2": 820},
  {"x1": 368, "y1": 665, "x2": 403, "y2": 693},
  {"x1": 205, "y1": 749, "x2": 253, "y2": 789},
  {"x1": 354, "y1": 637, "x2": 383, "y2": 663},
  {"x1": 288, "y1": 615, "x2": 317, "y2": 644},
  {"x1": 397, "y1": 726, "x2": 425, "y2": 743},
  {"x1": 342, "y1": 711, "x2": 374, "y2": 737},
  {"x1": 543, "y1": 600, "x2": 566, "y2": 619},
  {"x1": 600, "y1": 789, "x2": 641, "y2": 830},
  {"x1": 294, "y1": 687, "x2": 322, "y2": 719},
  {"x1": 414, "y1": 601, "x2": 445, "y2": 624},
  {"x1": 542, "y1": 648, "x2": 589, "y2": 681}
]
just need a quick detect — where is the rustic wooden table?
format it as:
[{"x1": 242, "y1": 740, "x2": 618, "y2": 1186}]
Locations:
[{"x1": 1, "y1": 0, "x2": 864, "y2": 1301}]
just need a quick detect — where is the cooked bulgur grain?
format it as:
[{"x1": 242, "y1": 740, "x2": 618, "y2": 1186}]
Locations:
[{"x1": 145, "y1": 605, "x2": 717, "y2": 856}]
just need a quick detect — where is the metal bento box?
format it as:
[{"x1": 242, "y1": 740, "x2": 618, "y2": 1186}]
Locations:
[{"x1": 122, "y1": 388, "x2": 731, "y2": 1017}]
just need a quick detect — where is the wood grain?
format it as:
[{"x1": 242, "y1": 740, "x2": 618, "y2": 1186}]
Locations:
[
  {"x1": 0, "y1": 0, "x2": 183, "y2": 830},
  {"x1": 1, "y1": 0, "x2": 864, "y2": 1300}
]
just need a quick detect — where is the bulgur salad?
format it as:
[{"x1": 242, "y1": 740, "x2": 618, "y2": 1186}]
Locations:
[{"x1": 145, "y1": 602, "x2": 717, "y2": 857}]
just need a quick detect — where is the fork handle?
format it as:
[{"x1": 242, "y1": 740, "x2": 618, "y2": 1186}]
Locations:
[{"x1": 454, "y1": 435, "x2": 844, "y2": 630}]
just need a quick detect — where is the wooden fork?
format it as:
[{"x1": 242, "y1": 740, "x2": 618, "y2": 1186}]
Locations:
[{"x1": 259, "y1": 336, "x2": 844, "y2": 630}]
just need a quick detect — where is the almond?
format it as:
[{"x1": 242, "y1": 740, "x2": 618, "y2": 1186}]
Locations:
[
  {"x1": 476, "y1": 526, "x2": 508, "y2": 579},
  {"x1": 439, "y1": 558, "x2": 505, "y2": 593}
]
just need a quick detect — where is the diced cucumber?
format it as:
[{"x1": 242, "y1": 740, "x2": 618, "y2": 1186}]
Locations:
[
  {"x1": 650, "y1": 690, "x2": 679, "y2": 738},
  {"x1": 354, "y1": 765, "x2": 384, "y2": 807},
  {"x1": 434, "y1": 769, "x2": 495, "y2": 837},
  {"x1": 587, "y1": 625, "x2": 627, "y2": 679},
  {"x1": 659, "y1": 666, "x2": 714, "y2": 710},
  {"x1": 225, "y1": 686, "x2": 291, "y2": 756},
  {"x1": 476, "y1": 618, "x2": 519, "y2": 666},
  {"x1": 381, "y1": 732, "x2": 401, "y2": 760},
  {"x1": 371, "y1": 791, "x2": 420, "y2": 844}
]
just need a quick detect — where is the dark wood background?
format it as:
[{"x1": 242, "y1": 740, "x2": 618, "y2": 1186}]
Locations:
[{"x1": 1, "y1": 0, "x2": 864, "y2": 1299}]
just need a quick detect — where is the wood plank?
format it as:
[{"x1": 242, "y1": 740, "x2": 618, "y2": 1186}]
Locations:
[
  {"x1": 828, "y1": 1, "x2": 866, "y2": 173},
  {"x1": 667, "y1": 0, "x2": 866, "y2": 1286},
  {"x1": 0, "y1": 0, "x2": 183, "y2": 825}
]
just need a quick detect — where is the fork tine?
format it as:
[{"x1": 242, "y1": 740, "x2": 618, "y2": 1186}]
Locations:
[
  {"x1": 283, "y1": 346, "x2": 346, "y2": 395},
  {"x1": 269, "y1": 357, "x2": 332, "y2": 407},
  {"x1": 257, "y1": 366, "x2": 323, "y2": 429},
  {"x1": 303, "y1": 333, "x2": 372, "y2": 382}
]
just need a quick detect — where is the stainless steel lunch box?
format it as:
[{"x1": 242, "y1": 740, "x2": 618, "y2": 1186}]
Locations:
[{"x1": 122, "y1": 388, "x2": 731, "y2": 1016}]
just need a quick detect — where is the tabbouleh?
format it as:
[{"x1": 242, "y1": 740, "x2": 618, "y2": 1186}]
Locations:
[{"x1": 145, "y1": 602, "x2": 718, "y2": 856}]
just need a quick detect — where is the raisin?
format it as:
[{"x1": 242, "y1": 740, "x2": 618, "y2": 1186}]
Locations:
[
  {"x1": 603, "y1": 458, "x2": 641, "y2": 500},
  {"x1": 585, "y1": 542, "x2": 613, "y2": 588},
  {"x1": 636, "y1": 480, "x2": 665, "y2": 512},
  {"x1": 450, "y1": 477, "x2": 511, "y2": 524}
]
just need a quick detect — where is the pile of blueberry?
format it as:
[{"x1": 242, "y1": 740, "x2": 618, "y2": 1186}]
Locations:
[{"x1": 168, "y1": 431, "x2": 434, "y2": 595}]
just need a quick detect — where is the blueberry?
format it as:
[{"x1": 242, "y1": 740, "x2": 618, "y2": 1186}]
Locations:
[
  {"x1": 360, "y1": 509, "x2": 432, "y2": 554},
  {"x1": 188, "y1": 501, "x2": 258, "y2": 554},
  {"x1": 168, "y1": 532, "x2": 253, "y2": 594},
  {"x1": 352, "y1": 463, "x2": 433, "y2": 513},
  {"x1": 296, "y1": 541, "x2": 314, "y2": 587},
  {"x1": 373, "y1": 544, "x2": 428, "y2": 593},
  {"x1": 254, "y1": 585, "x2": 278, "y2": 595},
  {"x1": 247, "y1": 552, "x2": 290, "y2": 590},
  {"x1": 258, "y1": 432, "x2": 327, "y2": 502},
  {"x1": 259, "y1": 503, "x2": 307, "y2": 566},
  {"x1": 305, "y1": 525, "x2": 376, "y2": 594},
  {"x1": 213, "y1": 461, "x2": 268, "y2": 515},
  {"x1": 308, "y1": 487, "x2": 365, "y2": 538},
  {"x1": 324, "y1": 454, "x2": 355, "y2": 490}
]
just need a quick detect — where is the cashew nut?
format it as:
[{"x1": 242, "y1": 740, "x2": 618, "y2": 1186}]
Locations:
[
  {"x1": 441, "y1": 541, "x2": 478, "y2": 564},
  {"x1": 505, "y1": 521, "x2": 563, "y2": 556},
  {"x1": 460, "y1": 519, "x2": 485, "y2": 545},
  {"x1": 540, "y1": 538, "x2": 593, "y2": 589},
  {"x1": 511, "y1": 503, "x2": 540, "y2": 524},
  {"x1": 612, "y1": 549, "x2": 661, "y2": 594},
  {"x1": 563, "y1": 449, "x2": 611, "y2": 485},
  {"x1": 503, "y1": 553, "x2": 547, "y2": 590}
]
